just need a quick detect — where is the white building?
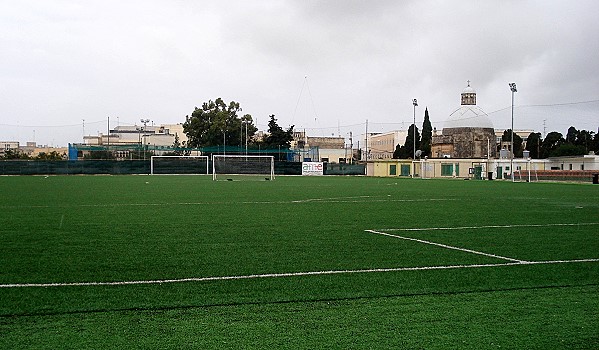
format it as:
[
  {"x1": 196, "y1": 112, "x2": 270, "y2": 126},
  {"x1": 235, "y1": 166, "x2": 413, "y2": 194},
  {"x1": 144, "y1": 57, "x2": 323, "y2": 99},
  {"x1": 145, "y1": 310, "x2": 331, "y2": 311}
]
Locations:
[
  {"x1": 1, "y1": 141, "x2": 19, "y2": 156},
  {"x1": 363, "y1": 130, "x2": 408, "y2": 160},
  {"x1": 84, "y1": 124, "x2": 187, "y2": 148}
]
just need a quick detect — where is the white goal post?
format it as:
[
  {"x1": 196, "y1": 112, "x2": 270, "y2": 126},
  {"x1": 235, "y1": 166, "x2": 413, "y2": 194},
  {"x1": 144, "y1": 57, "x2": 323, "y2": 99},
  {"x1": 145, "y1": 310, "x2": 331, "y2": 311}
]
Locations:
[
  {"x1": 150, "y1": 155, "x2": 209, "y2": 175},
  {"x1": 212, "y1": 155, "x2": 275, "y2": 181}
]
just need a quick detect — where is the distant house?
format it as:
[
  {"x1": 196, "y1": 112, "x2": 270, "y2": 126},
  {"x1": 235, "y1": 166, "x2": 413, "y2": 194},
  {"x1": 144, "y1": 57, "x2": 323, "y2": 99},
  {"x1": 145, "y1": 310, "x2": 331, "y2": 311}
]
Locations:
[
  {"x1": 291, "y1": 131, "x2": 349, "y2": 163},
  {"x1": 0, "y1": 141, "x2": 19, "y2": 156},
  {"x1": 364, "y1": 130, "x2": 408, "y2": 160}
]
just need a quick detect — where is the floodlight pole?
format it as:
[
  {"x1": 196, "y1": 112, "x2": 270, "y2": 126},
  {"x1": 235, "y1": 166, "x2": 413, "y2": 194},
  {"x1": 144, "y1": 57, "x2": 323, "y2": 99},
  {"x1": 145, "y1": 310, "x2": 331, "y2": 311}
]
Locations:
[
  {"x1": 241, "y1": 119, "x2": 249, "y2": 156},
  {"x1": 509, "y1": 83, "x2": 517, "y2": 182},
  {"x1": 140, "y1": 118, "x2": 150, "y2": 161},
  {"x1": 412, "y1": 98, "x2": 418, "y2": 177},
  {"x1": 245, "y1": 121, "x2": 248, "y2": 155}
]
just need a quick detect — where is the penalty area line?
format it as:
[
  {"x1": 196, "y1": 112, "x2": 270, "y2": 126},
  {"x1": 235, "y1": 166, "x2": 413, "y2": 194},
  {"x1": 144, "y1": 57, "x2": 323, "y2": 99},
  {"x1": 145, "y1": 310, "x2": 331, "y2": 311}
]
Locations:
[
  {"x1": 1, "y1": 259, "x2": 598, "y2": 289},
  {"x1": 366, "y1": 229, "x2": 526, "y2": 263},
  {"x1": 380, "y1": 222, "x2": 599, "y2": 232}
]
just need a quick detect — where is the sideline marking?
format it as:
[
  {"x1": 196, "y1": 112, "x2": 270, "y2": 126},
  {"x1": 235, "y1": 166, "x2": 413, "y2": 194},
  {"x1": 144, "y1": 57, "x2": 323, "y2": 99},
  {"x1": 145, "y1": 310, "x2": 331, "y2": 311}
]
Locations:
[
  {"x1": 366, "y1": 229, "x2": 525, "y2": 263},
  {"x1": 0, "y1": 198, "x2": 457, "y2": 209},
  {"x1": 1, "y1": 259, "x2": 597, "y2": 289},
  {"x1": 380, "y1": 222, "x2": 599, "y2": 232}
]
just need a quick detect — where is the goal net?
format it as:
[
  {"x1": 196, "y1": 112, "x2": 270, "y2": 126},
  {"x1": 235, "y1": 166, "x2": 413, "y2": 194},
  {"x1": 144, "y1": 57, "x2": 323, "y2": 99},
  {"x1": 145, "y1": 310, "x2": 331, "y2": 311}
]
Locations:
[
  {"x1": 212, "y1": 155, "x2": 275, "y2": 181},
  {"x1": 150, "y1": 155, "x2": 209, "y2": 175}
]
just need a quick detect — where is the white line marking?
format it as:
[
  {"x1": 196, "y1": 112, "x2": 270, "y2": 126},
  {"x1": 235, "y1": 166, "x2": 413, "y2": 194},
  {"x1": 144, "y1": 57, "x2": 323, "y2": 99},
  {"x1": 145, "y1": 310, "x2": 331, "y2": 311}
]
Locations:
[
  {"x1": 291, "y1": 195, "x2": 376, "y2": 203},
  {"x1": 380, "y1": 222, "x2": 599, "y2": 232},
  {"x1": 1, "y1": 259, "x2": 597, "y2": 288},
  {"x1": 289, "y1": 198, "x2": 456, "y2": 204},
  {"x1": 366, "y1": 229, "x2": 526, "y2": 263},
  {"x1": 0, "y1": 198, "x2": 457, "y2": 209}
]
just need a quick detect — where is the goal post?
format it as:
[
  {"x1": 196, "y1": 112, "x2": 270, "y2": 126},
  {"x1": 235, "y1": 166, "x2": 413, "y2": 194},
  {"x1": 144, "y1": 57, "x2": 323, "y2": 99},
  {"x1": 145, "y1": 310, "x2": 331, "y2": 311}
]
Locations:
[
  {"x1": 150, "y1": 155, "x2": 209, "y2": 175},
  {"x1": 212, "y1": 155, "x2": 275, "y2": 181}
]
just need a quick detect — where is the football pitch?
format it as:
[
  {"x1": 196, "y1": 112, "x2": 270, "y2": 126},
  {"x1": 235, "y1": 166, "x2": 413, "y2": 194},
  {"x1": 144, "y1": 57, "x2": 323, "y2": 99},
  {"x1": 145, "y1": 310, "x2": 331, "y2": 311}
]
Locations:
[{"x1": 1, "y1": 175, "x2": 598, "y2": 349}]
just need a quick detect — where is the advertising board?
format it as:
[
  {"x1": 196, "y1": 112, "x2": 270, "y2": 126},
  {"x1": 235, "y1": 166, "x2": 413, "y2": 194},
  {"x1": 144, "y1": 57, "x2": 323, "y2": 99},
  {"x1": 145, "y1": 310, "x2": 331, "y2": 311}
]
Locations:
[{"x1": 302, "y1": 162, "x2": 324, "y2": 176}]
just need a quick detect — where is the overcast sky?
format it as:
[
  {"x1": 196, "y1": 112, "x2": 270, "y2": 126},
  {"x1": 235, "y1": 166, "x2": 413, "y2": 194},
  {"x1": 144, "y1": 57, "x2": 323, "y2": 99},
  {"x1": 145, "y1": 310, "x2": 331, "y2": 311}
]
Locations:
[{"x1": 1, "y1": 0, "x2": 598, "y2": 147}]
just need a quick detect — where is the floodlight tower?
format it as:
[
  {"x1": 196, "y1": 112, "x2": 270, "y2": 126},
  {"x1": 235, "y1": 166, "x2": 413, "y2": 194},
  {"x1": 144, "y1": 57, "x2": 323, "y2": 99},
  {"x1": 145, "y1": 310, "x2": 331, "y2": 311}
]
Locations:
[
  {"x1": 412, "y1": 99, "x2": 418, "y2": 159},
  {"x1": 412, "y1": 98, "x2": 418, "y2": 176},
  {"x1": 141, "y1": 119, "x2": 150, "y2": 160},
  {"x1": 509, "y1": 83, "x2": 517, "y2": 182}
]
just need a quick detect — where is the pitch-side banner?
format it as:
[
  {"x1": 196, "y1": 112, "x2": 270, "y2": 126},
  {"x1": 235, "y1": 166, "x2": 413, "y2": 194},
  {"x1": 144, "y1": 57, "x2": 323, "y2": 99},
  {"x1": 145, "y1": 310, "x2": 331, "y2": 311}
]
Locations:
[{"x1": 302, "y1": 162, "x2": 324, "y2": 176}]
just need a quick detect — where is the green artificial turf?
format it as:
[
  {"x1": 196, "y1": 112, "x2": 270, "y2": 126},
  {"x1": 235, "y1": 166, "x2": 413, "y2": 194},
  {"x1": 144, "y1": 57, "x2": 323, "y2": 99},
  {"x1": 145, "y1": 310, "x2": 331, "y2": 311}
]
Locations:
[{"x1": 0, "y1": 175, "x2": 597, "y2": 348}]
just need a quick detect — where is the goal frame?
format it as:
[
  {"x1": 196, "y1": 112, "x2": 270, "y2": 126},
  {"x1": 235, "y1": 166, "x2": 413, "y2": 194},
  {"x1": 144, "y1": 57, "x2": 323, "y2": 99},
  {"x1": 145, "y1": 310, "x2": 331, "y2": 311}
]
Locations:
[
  {"x1": 212, "y1": 155, "x2": 275, "y2": 181},
  {"x1": 150, "y1": 155, "x2": 209, "y2": 175}
]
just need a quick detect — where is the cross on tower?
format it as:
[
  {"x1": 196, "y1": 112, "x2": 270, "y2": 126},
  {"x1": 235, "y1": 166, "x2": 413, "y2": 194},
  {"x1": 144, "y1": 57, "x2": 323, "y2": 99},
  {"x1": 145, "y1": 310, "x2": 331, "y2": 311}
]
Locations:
[{"x1": 467, "y1": 80, "x2": 471, "y2": 87}]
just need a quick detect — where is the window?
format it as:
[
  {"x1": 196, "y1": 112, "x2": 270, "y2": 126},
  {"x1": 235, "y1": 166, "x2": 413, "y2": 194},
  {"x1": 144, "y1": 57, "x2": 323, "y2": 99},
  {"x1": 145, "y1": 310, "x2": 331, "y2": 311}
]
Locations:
[
  {"x1": 389, "y1": 164, "x2": 397, "y2": 176},
  {"x1": 441, "y1": 164, "x2": 453, "y2": 176}
]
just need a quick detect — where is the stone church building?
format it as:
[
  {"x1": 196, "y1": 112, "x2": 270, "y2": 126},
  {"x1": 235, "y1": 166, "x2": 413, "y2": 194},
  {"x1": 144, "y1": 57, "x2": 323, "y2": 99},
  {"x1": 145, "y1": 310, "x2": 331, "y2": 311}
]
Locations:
[{"x1": 431, "y1": 82, "x2": 497, "y2": 159}]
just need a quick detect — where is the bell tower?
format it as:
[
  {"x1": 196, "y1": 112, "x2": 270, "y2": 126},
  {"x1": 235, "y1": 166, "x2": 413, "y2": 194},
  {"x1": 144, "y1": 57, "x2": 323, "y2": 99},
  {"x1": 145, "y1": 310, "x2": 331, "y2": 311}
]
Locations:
[{"x1": 461, "y1": 80, "x2": 476, "y2": 105}]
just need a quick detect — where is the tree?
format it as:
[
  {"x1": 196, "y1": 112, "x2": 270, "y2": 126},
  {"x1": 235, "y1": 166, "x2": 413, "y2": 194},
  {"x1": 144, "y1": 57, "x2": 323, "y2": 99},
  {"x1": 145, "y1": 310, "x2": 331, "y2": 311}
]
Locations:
[
  {"x1": 164, "y1": 133, "x2": 189, "y2": 156},
  {"x1": 566, "y1": 126, "x2": 578, "y2": 144},
  {"x1": 540, "y1": 131, "x2": 564, "y2": 158},
  {"x1": 240, "y1": 113, "x2": 258, "y2": 150},
  {"x1": 393, "y1": 124, "x2": 420, "y2": 159},
  {"x1": 392, "y1": 143, "x2": 405, "y2": 159},
  {"x1": 421, "y1": 108, "x2": 433, "y2": 157},
  {"x1": 559, "y1": 126, "x2": 593, "y2": 156},
  {"x1": 551, "y1": 143, "x2": 587, "y2": 157},
  {"x1": 35, "y1": 151, "x2": 65, "y2": 160},
  {"x1": 183, "y1": 98, "x2": 257, "y2": 149},
  {"x1": 574, "y1": 129, "x2": 594, "y2": 153},
  {"x1": 2, "y1": 149, "x2": 30, "y2": 159},
  {"x1": 525, "y1": 132, "x2": 542, "y2": 159},
  {"x1": 262, "y1": 115, "x2": 294, "y2": 150},
  {"x1": 501, "y1": 129, "x2": 523, "y2": 158}
]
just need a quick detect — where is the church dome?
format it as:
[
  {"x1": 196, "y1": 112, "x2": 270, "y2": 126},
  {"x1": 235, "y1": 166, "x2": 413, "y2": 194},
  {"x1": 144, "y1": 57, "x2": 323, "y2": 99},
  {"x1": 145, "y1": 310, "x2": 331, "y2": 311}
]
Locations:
[
  {"x1": 462, "y1": 85, "x2": 476, "y2": 94},
  {"x1": 444, "y1": 105, "x2": 494, "y2": 129},
  {"x1": 443, "y1": 80, "x2": 492, "y2": 128}
]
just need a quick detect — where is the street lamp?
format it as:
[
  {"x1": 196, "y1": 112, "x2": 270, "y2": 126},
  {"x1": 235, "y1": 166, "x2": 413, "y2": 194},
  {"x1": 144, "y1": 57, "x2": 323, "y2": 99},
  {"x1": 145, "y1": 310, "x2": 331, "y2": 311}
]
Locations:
[
  {"x1": 509, "y1": 83, "x2": 517, "y2": 182},
  {"x1": 412, "y1": 99, "x2": 418, "y2": 176}
]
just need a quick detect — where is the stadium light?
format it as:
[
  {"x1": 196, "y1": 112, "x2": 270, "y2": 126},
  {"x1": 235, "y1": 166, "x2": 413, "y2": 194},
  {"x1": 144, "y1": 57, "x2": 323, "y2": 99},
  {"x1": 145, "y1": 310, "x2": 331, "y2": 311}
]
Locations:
[
  {"x1": 140, "y1": 119, "x2": 150, "y2": 161},
  {"x1": 509, "y1": 83, "x2": 517, "y2": 182},
  {"x1": 412, "y1": 98, "x2": 418, "y2": 176},
  {"x1": 241, "y1": 119, "x2": 249, "y2": 156}
]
